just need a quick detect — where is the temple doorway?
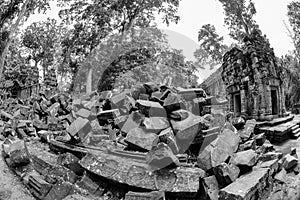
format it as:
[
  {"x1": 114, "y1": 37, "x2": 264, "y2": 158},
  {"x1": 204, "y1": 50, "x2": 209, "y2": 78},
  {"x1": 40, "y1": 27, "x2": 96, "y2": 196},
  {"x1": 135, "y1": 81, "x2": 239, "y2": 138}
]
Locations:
[
  {"x1": 233, "y1": 93, "x2": 241, "y2": 114},
  {"x1": 271, "y1": 89, "x2": 278, "y2": 115}
]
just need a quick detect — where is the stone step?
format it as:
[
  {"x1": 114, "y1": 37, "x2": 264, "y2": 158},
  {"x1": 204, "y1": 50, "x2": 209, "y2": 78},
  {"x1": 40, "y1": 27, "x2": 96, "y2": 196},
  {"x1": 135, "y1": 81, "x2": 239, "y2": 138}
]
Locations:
[
  {"x1": 292, "y1": 128, "x2": 300, "y2": 138},
  {"x1": 291, "y1": 124, "x2": 299, "y2": 131}
]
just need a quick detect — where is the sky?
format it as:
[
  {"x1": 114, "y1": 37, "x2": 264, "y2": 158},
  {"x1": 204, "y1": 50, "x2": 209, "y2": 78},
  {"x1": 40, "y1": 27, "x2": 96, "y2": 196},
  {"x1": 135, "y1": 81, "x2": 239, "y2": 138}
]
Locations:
[{"x1": 25, "y1": 0, "x2": 295, "y2": 83}]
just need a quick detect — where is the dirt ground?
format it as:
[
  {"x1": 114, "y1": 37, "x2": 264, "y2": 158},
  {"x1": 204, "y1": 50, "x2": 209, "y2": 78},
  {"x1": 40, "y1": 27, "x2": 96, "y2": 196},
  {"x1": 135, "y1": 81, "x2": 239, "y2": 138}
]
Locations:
[{"x1": 0, "y1": 141, "x2": 35, "y2": 200}]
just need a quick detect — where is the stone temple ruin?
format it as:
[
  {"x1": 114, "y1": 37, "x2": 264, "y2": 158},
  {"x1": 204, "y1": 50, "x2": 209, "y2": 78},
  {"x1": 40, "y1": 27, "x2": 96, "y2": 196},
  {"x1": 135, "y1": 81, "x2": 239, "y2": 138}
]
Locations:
[{"x1": 221, "y1": 30, "x2": 287, "y2": 121}]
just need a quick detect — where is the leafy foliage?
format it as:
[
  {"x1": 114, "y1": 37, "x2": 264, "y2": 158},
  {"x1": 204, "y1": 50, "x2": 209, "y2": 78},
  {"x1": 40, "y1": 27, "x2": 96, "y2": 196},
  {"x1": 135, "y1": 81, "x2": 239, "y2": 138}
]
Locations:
[
  {"x1": 22, "y1": 18, "x2": 62, "y2": 71},
  {"x1": 56, "y1": 0, "x2": 181, "y2": 92},
  {"x1": 194, "y1": 24, "x2": 229, "y2": 70},
  {"x1": 0, "y1": 0, "x2": 52, "y2": 78},
  {"x1": 219, "y1": 0, "x2": 259, "y2": 42},
  {"x1": 288, "y1": 1, "x2": 300, "y2": 59}
]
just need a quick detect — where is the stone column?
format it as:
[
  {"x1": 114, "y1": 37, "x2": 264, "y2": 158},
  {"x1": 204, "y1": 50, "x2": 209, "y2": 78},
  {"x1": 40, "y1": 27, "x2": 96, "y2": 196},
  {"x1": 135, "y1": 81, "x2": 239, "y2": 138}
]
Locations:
[
  {"x1": 265, "y1": 84, "x2": 272, "y2": 115},
  {"x1": 229, "y1": 93, "x2": 234, "y2": 112},
  {"x1": 240, "y1": 84, "x2": 247, "y2": 114},
  {"x1": 252, "y1": 92, "x2": 259, "y2": 118},
  {"x1": 278, "y1": 86, "x2": 286, "y2": 116}
]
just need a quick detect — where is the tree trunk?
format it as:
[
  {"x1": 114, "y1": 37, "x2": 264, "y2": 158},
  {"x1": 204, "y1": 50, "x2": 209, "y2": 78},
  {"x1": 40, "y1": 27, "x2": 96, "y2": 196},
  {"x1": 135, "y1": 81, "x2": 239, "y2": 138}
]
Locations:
[
  {"x1": 0, "y1": 0, "x2": 30, "y2": 79},
  {"x1": 86, "y1": 67, "x2": 93, "y2": 93}
]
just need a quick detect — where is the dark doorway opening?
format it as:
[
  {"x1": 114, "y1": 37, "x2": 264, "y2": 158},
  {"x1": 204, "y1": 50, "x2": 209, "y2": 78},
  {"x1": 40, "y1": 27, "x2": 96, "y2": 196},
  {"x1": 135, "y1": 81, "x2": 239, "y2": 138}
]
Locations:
[
  {"x1": 233, "y1": 93, "x2": 241, "y2": 114},
  {"x1": 271, "y1": 90, "x2": 278, "y2": 115}
]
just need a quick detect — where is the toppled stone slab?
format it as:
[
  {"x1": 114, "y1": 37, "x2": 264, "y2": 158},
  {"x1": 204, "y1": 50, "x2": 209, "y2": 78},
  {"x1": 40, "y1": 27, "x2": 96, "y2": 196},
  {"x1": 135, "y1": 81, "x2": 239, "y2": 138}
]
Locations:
[
  {"x1": 44, "y1": 181, "x2": 75, "y2": 200},
  {"x1": 79, "y1": 153, "x2": 204, "y2": 192},
  {"x1": 136, "y1": 100, "x2": 167, "y2": 117},
  {"x1": 163, "y1": 93, "x2": 184, "y2": 113},
  {"x1": 203, "y1": 175, "x2": 219, "y2": 200},
  {"x1": 57, "y1": 153, "x2": 84, "y2": 175},
  {"x1": 197, "y1": 129, "x2": 240, "y2": 171},
  {"x1": 239, "y1": 140, "x2": 256, "y2": 151},
  {"x1": 171, "y1": 111, "x2": 207, "y2": 153},
  {"x1": 255, "y1": 159, "x2": 279, "y2": 176},
  {"x1": 219, "y1": 168, "x2": 270, "y2": 200},
  {"x1": 254, "y1": 132, "x2": 266, "y2": 146},
  {"x1": 2, "y1": 138, "x2": 30, "y2": 167},
  {"x1": 75, "y1": 172, "x2": 104, "y2": 196},
  {"x1": 282, "y1": 154, "x2": 298, "y2": 171},
  {"x1": 213, "y1": 162, "x2": 240, "y2": 188},
  {"x1": 28, "y1": 173, "x2": 52, "y2": 199},
  {"x1": 66, "y1": 117, "x2": 92, "y2": 140},
  {"x1": 230, "y1": 150, "x2": 258, "y2": 167},
  {"x1": 258, "y1": 152, "x2": 282, "y2": 163},
  {"x1": 158, "y1": 127, "x2": 179, "y2": 154},
  {"x1": 125, "y1": 191, "x2": 165, "y2": 200},
  {"x1": 274, "y1": 168, "x2": 287, "y2": 183},
  {"x1": 121, "y1": 112, "x2": 143, "y2": 134},
  {"x1": 125, "y1": 127, "x2": 158, "y2": 151},
  {"x1": 146, "y1": 143, "x2": 179, "y2": 169},
  {"x1": 142, "y1": 117, "x2": 169, "y2": 133},
  {"x1": 238, "y1": 119, "x2": 256, "y2": 141}
]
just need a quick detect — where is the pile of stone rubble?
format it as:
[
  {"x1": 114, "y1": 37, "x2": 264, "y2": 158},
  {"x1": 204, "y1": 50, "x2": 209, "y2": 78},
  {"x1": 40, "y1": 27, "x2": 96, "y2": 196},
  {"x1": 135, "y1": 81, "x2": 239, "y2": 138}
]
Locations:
[{"x1": 0, "y1": 82, "x2": 298, "y2": 200}]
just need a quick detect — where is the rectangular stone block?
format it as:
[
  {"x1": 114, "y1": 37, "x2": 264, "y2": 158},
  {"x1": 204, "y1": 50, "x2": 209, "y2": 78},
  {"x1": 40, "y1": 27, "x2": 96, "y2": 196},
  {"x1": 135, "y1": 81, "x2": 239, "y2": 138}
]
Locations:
[
  {"x1": 44, "y1": 181, "x2": 74, "y2": 200},
  {"x1": 75, "y1": 173, "x2": 103, "y2": 196},
  {"x1": 66, "y1": 117, "x2": 92, "y2": 140},
  {"x1": 125, "y1": 191, "x2": 165, "y2": 200},
  {"x1": 219, "y1": 168, "x2": 270, "y2": 200},
  {"x1": 28, "y1": 174, "x2": 52, "y2": 199}
]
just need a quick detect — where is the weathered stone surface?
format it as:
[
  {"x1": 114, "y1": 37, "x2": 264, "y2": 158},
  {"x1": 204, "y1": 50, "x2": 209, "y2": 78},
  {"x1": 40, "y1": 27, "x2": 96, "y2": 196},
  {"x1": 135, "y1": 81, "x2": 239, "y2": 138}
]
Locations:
[
  {"x1": 177, "y1": 88, "x2": 206, "y2": 101},
  {"x1": 57, "y1": 153, "x2": 84, "y2": 175},
  {"x1": 163, "y1": 93, "x2": 184, "y2": 113},
  {"x1": 142, "y1": 117, "x2": 169, "y2": 133},
  {"x1": 66, "y1": 117, "x2": 92, "y2": 140},
  {"x1": 62, "y1": 194, "x2": 92, "y2": 200},
  {"x1": 121, "y1": 112, "x2": 143, "y2": 134},
  {"x1": 254, "y1": 132, "x2": 266, "y2": 146},
  {"x1": 213, "y1": 162, "x2": 240, "y2": 188},
  {"x1": 125, "y1": 127, "x2": 158, "y2": 151},
  {"x1": 197, "y1": 129, "x2": 240, "y2": 171},
  {"x1": 203, "y1": 176, "x2": 219, "y2": 200},
  {"x1": 76, "y1": 108, "x2": 92, "y2": 119},
  {"x1": 282, "y1": 154, "x2": 298, "y2": 171},
  {"x1": 239, "y1": 140, "x2": 256, "y2": 151},
  {"x1": 232, "y1": 116, "x2": 246, "y2": 130},
  {"x1": 87, "y1": 134, "x2": 110, "y2": 146},
  {"x1": 230, "y1": 150, "x2": 258, "y2": 167},
  {"x1": 2, "y1": 138, "x2": 30, "y2": 166},
  {"x1": 255, "y1": 159, "x2": 279, "y2": 176},
  {"x1": 210, "y1": 113, "x2": 225, "y2": 128},
  {"x1": 97, "y1": 109, "x2": 120, "y2": 125},
  {"x1": 257, "y1": 139, "x2": 274, "y2": 154},
  {"x1": 44, "y1": 181, "x2": 74, "y2": 200},
  {"x1": 169, "y1": 109, "x2": 189, "y2": 121},
  {"x1": 47, "y1": 102, "x2": 60, "y2": 116},
  {"x1": 125, "y1": 191, "x2": 165, "y2": 200},
  {"x1": 219, "y1": 168, "x2": 269, "y2": 200},
  {"x1": 171, "y1": 111, "x2": 206, "y2": 153},
  {"x1": 274, "y1": 168, "x2": 287, "y2": 183},
  {"x1": 136, "y1": 100, "x2": 167, "y2": 117},
  {"x1": 238, "y1": 119, "x2": 256, "y2": 141},
  {"x1": 75, "y1": 173, "x2": 103, "y2": 196},
  {"x1": 258, "y1": 152, "x2": 283, "y2": 162},
  {"x1": 158, "y1": 127, "x2": 179, "y2": 154},
  {"x1": 28, "y1": 173, "x2": 52, "y2": 199},
  {"x1": 80, "y1": 152, "x2": 202, "y2": 192},
  {"x1": 146, "y1": 143, "x2": 179, "y2": 169}
]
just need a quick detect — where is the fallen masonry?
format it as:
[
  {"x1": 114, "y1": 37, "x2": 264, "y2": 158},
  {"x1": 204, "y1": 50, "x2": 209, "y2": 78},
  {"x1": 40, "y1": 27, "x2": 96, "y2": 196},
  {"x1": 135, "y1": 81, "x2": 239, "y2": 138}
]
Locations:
[{"x1": 0, "y1": 82, "x2": 300, "y2": 200}]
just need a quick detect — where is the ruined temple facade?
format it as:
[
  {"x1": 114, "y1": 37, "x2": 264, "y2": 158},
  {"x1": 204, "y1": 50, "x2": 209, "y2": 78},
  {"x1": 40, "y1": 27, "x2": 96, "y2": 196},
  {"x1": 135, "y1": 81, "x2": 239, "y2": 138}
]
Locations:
[
  {"x1": 221, "y1": 31, "x2": 286, "y2": 120},
  {"x1": 200, "y1": 66, "x2": 226, "y2": 97}
]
